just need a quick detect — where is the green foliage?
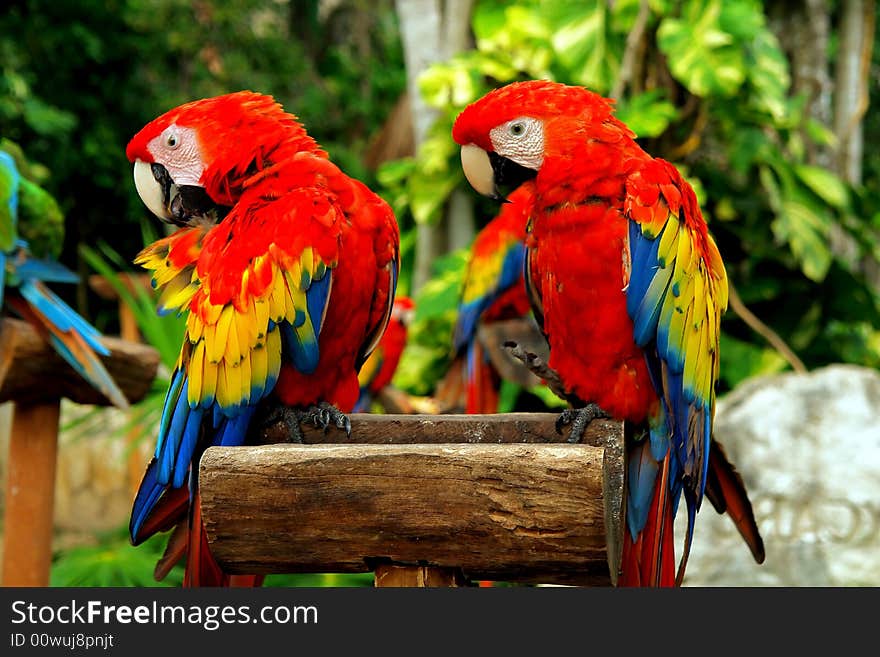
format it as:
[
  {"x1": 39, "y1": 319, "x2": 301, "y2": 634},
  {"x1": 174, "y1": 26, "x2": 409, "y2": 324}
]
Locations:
[
  {"x1": 0, "y1": 138, "x2": 64, "y2": 258},
  {"x1": 393, "y1": 249, "x2": 468, "y2": 395},
  {"x1": 17, "y1": 177, "x2": 65, "y2": 259},
  {"x1": 381, "y1": 0, "x2": 880, "y2": 399},
  {"x1": 51, "y1": 529, "x2": 183, "y2": 587}
]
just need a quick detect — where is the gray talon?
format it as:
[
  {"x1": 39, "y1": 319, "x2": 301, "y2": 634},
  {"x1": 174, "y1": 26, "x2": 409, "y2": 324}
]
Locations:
[
  {"x1": 260, "y1": 403, "x2": 352, "y2": 442},
  {"x1": 556, "y1": 404, "x2": 609, "y2": 443}
]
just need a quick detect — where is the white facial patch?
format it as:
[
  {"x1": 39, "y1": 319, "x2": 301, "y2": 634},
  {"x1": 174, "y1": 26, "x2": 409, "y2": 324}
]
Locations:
[
  {"x1": 146, "y1": 124, "x2": 204, "y2": 186},
  {"x1": 489, "y1": 117, "x2": 544, "y2": 171}
]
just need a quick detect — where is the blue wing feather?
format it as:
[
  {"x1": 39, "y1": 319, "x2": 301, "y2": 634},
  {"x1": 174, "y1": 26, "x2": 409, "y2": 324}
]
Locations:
[{"x1": 453, "y1": 240, "x2": 525, "y2": 353}]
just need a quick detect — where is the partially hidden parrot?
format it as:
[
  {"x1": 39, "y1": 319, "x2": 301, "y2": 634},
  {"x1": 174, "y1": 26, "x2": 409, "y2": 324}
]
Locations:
[
  {"x1": 0, "y1": 148, "x2": 128, "y2": 410},
  {"x1": 353, "y1": 295, "x2": 414, "y2": 412},
  {"x1": 125, "y1": 91, "x2": 400, "y2": 586},
  {"x1": 435, "y1": 184, "x2": 535, "y2": 414},
  {"x1": 452, "y1": 80, "x2": 764, "y2": 586}
]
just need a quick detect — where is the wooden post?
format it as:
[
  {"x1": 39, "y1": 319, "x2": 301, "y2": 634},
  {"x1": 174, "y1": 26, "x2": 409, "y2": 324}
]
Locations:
[
  {"x1": 1, "y1": 401, "x2": 61, "y2": 586},
  {"x1": 374, "y1": 564, "x2": 469, "y2": 587},
  {"x1": 0, "y1": 316, "x2": 159, "y2": 587}
]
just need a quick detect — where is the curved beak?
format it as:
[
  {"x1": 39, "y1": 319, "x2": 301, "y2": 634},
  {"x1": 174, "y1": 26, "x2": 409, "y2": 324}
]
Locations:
[
  {"x1": 133, "y1": 159, "x2": 219, "y2": 226},
  {"x1": 460, "y1": 144, "x2": 538, "y2": 202},
  {"x1": 133, "y1": 159, "x2": 174, "y2": 222},
  {"x1": 460, "y1": 144, "x2": 498, "y2": 199}
]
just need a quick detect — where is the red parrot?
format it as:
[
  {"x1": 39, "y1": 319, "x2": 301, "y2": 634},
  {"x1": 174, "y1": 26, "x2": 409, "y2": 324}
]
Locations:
[
  {"x1": 436, "y1": 185, "x2": 534, "y2": 414},
  {"x1": 453, "y1": 80, "x2": 763, "y2": 586},
  {"x1": 353, "y1": 295, "x2": 414, "y2": 412},
  {"x1": 125, "y1": 91, "x2": 399, "y2": 586}
]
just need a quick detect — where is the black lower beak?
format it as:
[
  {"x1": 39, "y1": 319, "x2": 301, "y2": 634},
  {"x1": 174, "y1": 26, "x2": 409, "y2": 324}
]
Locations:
[
  {"x1": 150, "y1": 163, "x2": 225, "y2": 226},
  {"x1": 489, "y1": 152, "x2": 538, "y2": 202}
]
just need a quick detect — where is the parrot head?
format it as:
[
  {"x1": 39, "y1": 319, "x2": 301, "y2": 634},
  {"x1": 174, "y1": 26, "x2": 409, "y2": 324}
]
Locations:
[
  {"x1": 126, "y1": 91, "x2": 323, "y2": 225},
  {"x1": 452, "y1": 80, "x2": 632, "y2": 201},
  {"x1": 390, "y1": 295, "x2": 416, "y2": 327}
]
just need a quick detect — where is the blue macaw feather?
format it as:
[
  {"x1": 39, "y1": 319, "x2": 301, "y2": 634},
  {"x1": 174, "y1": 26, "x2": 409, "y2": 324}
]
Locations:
[
  {"x1": 306, "y1": 267, "x2": 332, "y2": 336},
  {"x1": 454, "y1": 241, "x2": 525, "y2": 353},
  {"x1": 129, "y1": 459, "x2": 164, "y2": 543},
  {"x1": 215, "y1": 406, "x2": 255, "y2": 447},
  {"x1": 14, "y1": 255, "x2": 80, "y2": 285},
  {"x1": 626, "y1": 436, "x2": 660, "y2": 539},
  {"x1": 281, "y1": 269, "x2": 332, "y2": 374},
  {"x1": 0, "y1": 151, "x2": 20, "y2": 233},
  {"x1": 157, "y1": 369, "x2": 185, "y2": 458},
  {"x1": 18, "y1": 280, "x2": 109, "y2": 355},
  {"x1": 353, "y1": 391, "x2": 370, "y2": 413},
  {"x1": 454, "y1": 299, "x2": 484, "y2": 353},
  {"x1": 0, "y1": 252, "x2": 6, "y2": 310},
  {"x1": 212, "y1": 402, "x2": 224, "y2": 429},
  {"x1": 281, "y1": 322, "x2": 317, "y2": 374},
  {"x1": 160, "y1": 379, "x2": 193, "y2": 485},
  {"x1": 625, "y1": 221, "x2": 662, "y2": 321},
  {"x1": 173, "y1": 406, "x2": 204, "y2": 489}
]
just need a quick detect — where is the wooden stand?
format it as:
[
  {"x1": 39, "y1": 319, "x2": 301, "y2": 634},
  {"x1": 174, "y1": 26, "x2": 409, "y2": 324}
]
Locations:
[
  {"x1": 200, "y1": 413, "x2": 626, "y2": 587},
  {"x1": 0, "y1": 316, "x2": 159, "y2": 586}
]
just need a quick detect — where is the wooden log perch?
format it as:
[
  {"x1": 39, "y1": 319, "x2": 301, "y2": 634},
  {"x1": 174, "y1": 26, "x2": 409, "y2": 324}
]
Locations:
[
  {"x1": 202, "y1": 413, "x2": 625, "y2": 586},
  {"x1": 0, "y1": 316, "x2": 159, "y2": 407}
]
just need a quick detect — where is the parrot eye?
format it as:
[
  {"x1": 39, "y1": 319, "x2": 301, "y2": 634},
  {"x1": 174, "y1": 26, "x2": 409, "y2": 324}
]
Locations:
[
  {"x1": 165, "y1": 131, "x2": 180, "y2": 149},
  {"x1": 487, "y1": 116, "x2": 544, "y2": 173}
]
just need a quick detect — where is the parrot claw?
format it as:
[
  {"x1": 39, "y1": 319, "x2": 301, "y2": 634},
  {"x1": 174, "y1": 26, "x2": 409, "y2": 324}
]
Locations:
[
  {"x1": 555, "y1": 404, "x2": 609, "y2": 443},
  {"x1": 298, "y1": 402, "x2": 352, "y2": 439},
  {"x1": 258, "y1": 402, "x2": 352, "y2": 443}
]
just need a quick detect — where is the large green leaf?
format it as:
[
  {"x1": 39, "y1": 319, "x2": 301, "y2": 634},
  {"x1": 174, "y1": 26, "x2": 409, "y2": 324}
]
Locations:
[
  {"x1": 657, "y1": 0, "x2": 746, "y2": 97},
  {"x1": 745, "y1": 29, "x2": 790, "y2": 121},
  {"x1": 761, "y1": 166, "x2": 833, "y2": 282},
  {"x1": 549, "y1": 2, "x2": 620, "y2": 91},
  {"x1": 794, "y1": 164, "x2": 850, "y2": 210}
]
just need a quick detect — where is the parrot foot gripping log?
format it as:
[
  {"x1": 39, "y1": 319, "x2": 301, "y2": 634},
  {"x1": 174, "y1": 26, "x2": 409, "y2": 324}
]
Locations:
[
  {"x1": 556, "y1": 405, "x2": 610, "y2": 444},
  {"x1": 261, "y1": 402, "x2": 353, "y2": 443}
]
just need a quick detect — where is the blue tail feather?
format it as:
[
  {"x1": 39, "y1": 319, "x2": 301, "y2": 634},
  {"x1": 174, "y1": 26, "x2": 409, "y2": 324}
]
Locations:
[{"x1": 129, "y1": 459, "x2": 165, "y2": 543}]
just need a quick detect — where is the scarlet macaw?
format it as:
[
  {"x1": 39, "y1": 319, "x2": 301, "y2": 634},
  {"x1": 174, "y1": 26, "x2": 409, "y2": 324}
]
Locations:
[
  {"x1": 452, "y1": 80, "x2": 763, "y2": 586},
  {"x1": 126, "y1": 92, "x2": 399, "y2": 586},
  {"x1": 0, "y1": 149, "x2": 127, "y2": 410},
  {"x1": 354, "y1": 295, "x2": 414, "y2": 412},
  {"x1": 436, "y1": 185, "x2": 533, "y2": 414}
]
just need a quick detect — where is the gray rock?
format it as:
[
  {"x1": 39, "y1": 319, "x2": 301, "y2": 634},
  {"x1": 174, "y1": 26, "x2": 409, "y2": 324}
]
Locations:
[{"x1": 680, "y1": 364, "x2": 880, "y2": 586}]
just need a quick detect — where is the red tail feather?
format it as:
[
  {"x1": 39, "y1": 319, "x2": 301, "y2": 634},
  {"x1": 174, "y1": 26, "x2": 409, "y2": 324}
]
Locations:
[
  {"x1": 465, "y1": 342, "x2": 500, "y2": 414},
  {"x1": 153, "y1": 522, "x2": 187, "y2": 581},
  {"x1": 620, "y1": 456, "x2": 676, "y2": 587},
  {"x1": 705, "y1": 438, "x2": 765, "y2": 564},
  {"x1": 184, "y1": 490, "x2": 226, "y2": 587},
  {"x1": 135, "y1": 485, "x2": 190, "y2": 545}
]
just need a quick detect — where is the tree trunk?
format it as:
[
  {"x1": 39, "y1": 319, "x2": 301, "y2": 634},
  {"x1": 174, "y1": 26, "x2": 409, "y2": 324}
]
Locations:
[
  {"x1": 768, "y1": 0, "x2": 833, "y2": 168},
  {"x1": 395, "y1": 0, "x2": 475, "y2": 292},
  {"x1": 440, "y1": 0, "x2": 477, "y2": 253},
  {"x1": 833, "y1": 0, "x2": 877, "y2": 289},
  {"x1": 833, "y1": 0, "x2": 874, "y2": 185}
]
